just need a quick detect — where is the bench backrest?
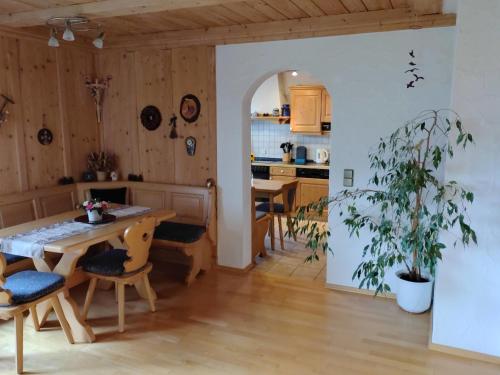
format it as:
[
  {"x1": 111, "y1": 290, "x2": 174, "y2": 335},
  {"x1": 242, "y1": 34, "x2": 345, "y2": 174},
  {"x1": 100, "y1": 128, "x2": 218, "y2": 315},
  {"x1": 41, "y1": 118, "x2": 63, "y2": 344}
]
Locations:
[
  {"x1": 0, "y1": 185, "x2": 77, "y2": 229},
  {"x1": 0, "y1": 181, "x2": 217, "y2": 246}
]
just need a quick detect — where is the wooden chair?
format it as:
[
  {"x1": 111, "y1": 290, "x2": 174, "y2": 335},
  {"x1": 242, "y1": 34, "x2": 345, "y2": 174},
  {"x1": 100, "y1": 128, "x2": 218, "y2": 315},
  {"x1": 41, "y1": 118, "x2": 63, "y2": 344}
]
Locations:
[
  {"x1": 81, "y1": 217, "x2": 157, "y2": 333},
  {"x1": 3, "y1": 254, "x2": 33, "y2": 276},
  {"x1": 0, "y1": 254, "x2": 74, "y2": 374},
  {"x1": 256, "y1": 180, "x2": 299, "y2": 250},
  {"x1": 251, "y1": 187, "x2": 270, "y2": 261}
]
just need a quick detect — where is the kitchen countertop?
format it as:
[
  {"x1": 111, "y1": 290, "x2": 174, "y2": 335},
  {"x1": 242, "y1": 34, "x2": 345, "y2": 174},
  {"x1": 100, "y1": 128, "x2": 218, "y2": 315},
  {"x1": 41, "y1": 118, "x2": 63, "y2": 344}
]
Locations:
[{"x1": 251, "y1": 161, "x2": 330, "y2": 170}]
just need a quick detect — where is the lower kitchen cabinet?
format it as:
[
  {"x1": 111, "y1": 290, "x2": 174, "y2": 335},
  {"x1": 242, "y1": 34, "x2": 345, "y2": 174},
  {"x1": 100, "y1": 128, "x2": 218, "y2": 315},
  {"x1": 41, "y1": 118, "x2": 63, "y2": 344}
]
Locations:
[{"x1": 298, "y1": 178, "x2": 329, "y2": 220}]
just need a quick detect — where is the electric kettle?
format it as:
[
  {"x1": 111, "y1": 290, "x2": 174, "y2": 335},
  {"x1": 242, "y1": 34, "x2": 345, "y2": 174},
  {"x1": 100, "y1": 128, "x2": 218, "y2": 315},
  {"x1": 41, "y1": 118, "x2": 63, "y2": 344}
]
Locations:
[{"x1": 315, "y1": 148, "x2": 329, "y2": 164}]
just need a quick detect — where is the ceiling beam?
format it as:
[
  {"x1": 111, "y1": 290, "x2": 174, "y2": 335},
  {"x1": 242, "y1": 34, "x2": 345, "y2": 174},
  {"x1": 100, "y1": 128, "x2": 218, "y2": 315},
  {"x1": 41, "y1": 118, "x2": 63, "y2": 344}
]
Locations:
[
  {"x1": 0, "y1": 0, "x2": 246, "y2": 28},
  {"x1": 105, "y1": 8, "x2": 456, "y2": 49}
]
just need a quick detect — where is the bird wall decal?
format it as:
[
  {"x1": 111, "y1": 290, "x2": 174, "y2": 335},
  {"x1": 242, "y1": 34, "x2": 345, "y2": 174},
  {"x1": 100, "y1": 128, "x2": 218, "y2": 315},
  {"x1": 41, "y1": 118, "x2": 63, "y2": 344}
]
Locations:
[{"x1": 405, "y1": 49, "x2": 424, "y2": 89}]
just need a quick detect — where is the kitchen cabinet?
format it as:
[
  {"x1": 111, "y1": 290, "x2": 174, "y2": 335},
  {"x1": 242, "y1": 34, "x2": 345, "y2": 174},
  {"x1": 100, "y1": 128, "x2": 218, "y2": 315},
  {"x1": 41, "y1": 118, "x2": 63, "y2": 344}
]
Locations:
[
  {"x1": 290, "y1": 86, "x2": 322, "y2": 133},
  {"x1": 321, "y1": 89, "x2": 332, "y2": 123},
  {"x1": 298, "y1": 178, "x2": 329, "y2": 220},
  {"x1": 270, "y1": 167, "x2": 297, "y2": 204}
]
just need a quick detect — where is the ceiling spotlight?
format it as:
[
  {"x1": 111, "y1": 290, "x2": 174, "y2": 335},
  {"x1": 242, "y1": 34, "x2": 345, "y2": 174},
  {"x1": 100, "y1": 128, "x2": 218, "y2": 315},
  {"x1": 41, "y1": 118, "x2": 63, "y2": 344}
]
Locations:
[
  {"x1": 62, "y1": 20, "x2": 75, "y2": 41},
  {"x1": 48, "y1": 28, "x2": 59, "y2": 48},
  {"x1": 93, "y1": 32, "x2": 105, "y2": 49},
  {"x1": 291, "y1": 71, "x2": 298, "y2": 77}
]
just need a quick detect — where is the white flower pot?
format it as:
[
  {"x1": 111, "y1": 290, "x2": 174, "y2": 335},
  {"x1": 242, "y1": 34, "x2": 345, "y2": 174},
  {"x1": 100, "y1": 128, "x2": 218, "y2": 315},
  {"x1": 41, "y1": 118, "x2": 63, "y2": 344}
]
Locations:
[
  {"x1": 396, "y1": 271, "x2": 434, "y2": 314},
  {"x1": 87, "y1": 210, "x2": 103, "y2": 223}
]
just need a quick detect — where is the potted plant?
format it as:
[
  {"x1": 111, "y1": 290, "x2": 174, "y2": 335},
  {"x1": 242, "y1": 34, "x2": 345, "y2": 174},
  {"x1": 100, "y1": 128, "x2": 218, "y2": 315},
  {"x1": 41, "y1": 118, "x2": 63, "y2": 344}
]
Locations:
[
  {"x1": 81, "y1": 199, "x2": 109, "y2": 223},
  {"x1": 88, "y1": 152, "x2": 116, "y2": 181},
  {"x1": 292, "y1": 110, "x2": 476, "y2": 313},
  {"x1": 280, "y1": 142, "x2": 293, "y2": 163}
]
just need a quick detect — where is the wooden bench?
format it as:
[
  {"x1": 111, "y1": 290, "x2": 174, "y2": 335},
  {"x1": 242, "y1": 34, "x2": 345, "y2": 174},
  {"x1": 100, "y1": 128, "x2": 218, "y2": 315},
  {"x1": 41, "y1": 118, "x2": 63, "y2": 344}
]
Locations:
[
  {"x1": 78, "y1": 181, "x2": 217, "y2": 284},
  {"x1": 0, "y1": 181, "x2": 217, "y2": 283}
]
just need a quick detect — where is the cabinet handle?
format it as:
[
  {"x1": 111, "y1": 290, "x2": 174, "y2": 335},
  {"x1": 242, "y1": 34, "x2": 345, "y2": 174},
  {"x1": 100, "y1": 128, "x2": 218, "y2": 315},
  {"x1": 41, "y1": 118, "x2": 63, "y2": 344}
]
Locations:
[{"x1": 280, "y1": 169, "x2": 284, "y2": 173}]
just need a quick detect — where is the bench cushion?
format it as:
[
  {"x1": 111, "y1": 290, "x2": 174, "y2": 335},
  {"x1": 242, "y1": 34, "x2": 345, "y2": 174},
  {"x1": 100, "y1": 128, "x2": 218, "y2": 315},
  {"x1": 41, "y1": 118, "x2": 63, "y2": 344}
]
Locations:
[
  {"x1": 256, "y1": 202, "x2": 285, "y2": 214},
  {"x1": 154, "y1": 221, "x2": 206, "y2": 244},
  {"x1": 82, "y1": 249, "x2": 130, "y2": 276},
  {"x1": 3, "y1": 253, "x2": 27, "y2": 265},
  {"x1": 255, "y1": 211, "x2": 267, "y2": 221},
  {"x1": 3, "y1": 270, "x2": 65, "y2": 305},
  {"x1": 90, "y1": 187, "x2": 127, "y2": 204}
]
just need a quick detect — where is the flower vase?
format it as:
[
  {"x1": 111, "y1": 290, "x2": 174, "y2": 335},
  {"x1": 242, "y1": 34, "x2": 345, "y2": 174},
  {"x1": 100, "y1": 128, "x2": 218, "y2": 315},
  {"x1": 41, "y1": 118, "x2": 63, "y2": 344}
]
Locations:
[{"x1": 87, "y1": 210, "x2": 103, "y2": 223}]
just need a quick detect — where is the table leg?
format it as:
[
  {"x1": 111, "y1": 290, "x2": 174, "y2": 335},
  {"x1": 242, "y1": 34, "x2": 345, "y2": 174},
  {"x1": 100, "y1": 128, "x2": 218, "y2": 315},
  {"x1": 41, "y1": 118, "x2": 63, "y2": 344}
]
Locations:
[
  {"x1": 269, "y1": 193, "x2": 275, "y2": 251},
  {"x1": 32, "y1": 250, "x2": 96, "y2": 343}
]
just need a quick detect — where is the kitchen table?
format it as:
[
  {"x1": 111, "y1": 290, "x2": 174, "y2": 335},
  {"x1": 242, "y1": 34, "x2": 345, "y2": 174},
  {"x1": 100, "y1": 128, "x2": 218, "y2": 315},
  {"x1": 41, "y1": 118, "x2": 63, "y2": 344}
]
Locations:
[
  {"x1": 252, "y1": 178, "x2": 296, "y2": 251},
  {"x1": 0, "y1": 207, "x2": 175, "y2": 343}
]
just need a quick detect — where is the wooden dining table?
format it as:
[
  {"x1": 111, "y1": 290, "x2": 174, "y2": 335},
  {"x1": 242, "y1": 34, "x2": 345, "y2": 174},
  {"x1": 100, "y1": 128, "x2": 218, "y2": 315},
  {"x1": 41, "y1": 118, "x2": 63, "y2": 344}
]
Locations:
[
  {"x1": 0, "y1": 207, "x2": 175, "y2": 344},
  {"x1": 252, "y1": 178, "x2": 296, "y2": 251}
]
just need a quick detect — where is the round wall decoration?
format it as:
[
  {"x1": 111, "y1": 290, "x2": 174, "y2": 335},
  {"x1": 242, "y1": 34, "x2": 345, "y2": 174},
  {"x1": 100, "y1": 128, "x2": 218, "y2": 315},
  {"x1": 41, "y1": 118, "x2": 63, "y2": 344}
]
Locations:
[
  {"x1": 37, "y1": 128, "x2": 53, "y2": 145},
  {"x1": 140, "y1": 105, "x2": 162, "y2": 131},
  {"x1": 180, "y1": 94, "x2": 201, "y2": 123}
]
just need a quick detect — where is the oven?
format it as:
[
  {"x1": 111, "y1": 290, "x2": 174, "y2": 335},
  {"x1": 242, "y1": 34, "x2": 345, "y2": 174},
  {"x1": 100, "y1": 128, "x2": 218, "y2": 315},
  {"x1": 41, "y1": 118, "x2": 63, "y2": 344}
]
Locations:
[{"x1": 251, "y1": 165, "x2": 270, "y2": 180}]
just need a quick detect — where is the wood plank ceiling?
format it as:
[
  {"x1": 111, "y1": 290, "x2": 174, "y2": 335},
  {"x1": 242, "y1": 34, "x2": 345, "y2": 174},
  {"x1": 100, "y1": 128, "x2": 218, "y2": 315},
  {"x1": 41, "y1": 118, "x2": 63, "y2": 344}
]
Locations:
[{"x1": 0, "y1": 0, "x2": 449, "y2": 46}]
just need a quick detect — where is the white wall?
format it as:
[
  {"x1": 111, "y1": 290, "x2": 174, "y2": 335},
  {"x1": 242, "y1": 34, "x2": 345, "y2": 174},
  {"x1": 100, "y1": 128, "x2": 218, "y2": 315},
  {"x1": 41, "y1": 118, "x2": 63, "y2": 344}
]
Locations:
[
  {"x1": 216, "y1": 27, "x2": 455, "y2": 279},
  {"x1": 432, "y1": 0, "x2": 500, "y2": 358},
  {"x1": 250, "y1": 74, "x2": 281, "y2": 114}
]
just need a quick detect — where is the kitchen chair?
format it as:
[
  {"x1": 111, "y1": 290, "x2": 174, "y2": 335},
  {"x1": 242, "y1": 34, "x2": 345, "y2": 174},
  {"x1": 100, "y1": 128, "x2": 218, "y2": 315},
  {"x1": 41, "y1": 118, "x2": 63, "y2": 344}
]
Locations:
[
  {"x1": 0, "y1": 254, "x2": 74, "y2": 374},
  {"x1": 251, "y1": 187, "x2": 270, "y2": 260},
  {"x1": 256, "y1": 180, "x2": 299, "y2": 250},
  {"x1": 81, "y1": 217, "x2": 157, "y2": 333}
]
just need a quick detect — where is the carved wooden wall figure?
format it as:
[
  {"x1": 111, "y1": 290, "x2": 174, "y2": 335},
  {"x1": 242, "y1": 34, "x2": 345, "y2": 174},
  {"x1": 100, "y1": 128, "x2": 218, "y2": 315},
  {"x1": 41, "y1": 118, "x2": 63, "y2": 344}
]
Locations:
[{"x1": 86, "y1": 76, "x2": 111, "y2": 124}]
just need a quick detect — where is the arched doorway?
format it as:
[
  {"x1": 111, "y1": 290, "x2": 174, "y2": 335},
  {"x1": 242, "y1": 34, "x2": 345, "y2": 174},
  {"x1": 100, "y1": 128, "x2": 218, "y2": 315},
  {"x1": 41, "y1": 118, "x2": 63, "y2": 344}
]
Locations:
[{"x1": 249, "y1": 70, "x2": 331, "y2": 282}]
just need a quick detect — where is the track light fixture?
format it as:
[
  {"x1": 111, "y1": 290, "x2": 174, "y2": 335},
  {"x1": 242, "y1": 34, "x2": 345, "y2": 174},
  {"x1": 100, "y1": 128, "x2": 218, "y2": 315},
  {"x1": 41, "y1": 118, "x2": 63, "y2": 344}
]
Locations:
[{"x1": 46, "y1": 16, "x2": 103, "y2": 49}]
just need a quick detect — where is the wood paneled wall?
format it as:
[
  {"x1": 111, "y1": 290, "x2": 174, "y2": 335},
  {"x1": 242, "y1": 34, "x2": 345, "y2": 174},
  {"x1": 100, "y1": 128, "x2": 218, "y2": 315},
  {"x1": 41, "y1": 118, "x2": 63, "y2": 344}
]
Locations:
[
  {"x1": 98, "y1": 45, "x2": 217, "y2": 186},
  {"x1": 0, "y1": 34, "x2": 99, "y2": 194},
  {"x1": 0, "y1": 34, "x2": 216, "y2": 195}
]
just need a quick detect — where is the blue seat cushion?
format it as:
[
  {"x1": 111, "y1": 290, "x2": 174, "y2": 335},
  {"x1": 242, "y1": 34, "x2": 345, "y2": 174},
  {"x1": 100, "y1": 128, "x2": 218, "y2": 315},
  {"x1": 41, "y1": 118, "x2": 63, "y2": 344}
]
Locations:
[
  {"x1": 255, "y1": 211, "x2": 267, "y2": 220},
  {"x1": 255, "y1": 202, "x2": 285, "y2": 214},
  {"x1": 3, "y1": 253, "x2": 27, "y2": 265},
  {"x1": 82, "y1": 249, "x2": 130, "y2": 276},
  {"x1": 3, "y1": 271, "x2": 65, "y2": 305},
  {"x1": 154, "y1": 221, "x2": 206, "y2": 244},
  {"x1": 90, "y1": 187, "x2": 127, "y2": 204}
]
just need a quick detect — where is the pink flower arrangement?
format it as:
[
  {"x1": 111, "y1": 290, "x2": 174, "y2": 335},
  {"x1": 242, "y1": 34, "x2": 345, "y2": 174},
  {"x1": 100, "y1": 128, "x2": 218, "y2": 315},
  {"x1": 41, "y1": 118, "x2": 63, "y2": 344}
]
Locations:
[{"x1": 81, "y1": 199, "x2": 109, "y2": 214}]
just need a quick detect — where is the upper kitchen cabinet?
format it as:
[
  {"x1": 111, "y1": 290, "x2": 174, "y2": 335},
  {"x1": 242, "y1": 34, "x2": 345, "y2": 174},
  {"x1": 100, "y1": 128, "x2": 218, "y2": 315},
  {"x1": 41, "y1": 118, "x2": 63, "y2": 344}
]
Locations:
[
  {"x1": 321, "y1": 89, "x2": 332, "y2": 123},
  {"x1": 290, "y1": 86, "x2": 322, "y2": 133}
]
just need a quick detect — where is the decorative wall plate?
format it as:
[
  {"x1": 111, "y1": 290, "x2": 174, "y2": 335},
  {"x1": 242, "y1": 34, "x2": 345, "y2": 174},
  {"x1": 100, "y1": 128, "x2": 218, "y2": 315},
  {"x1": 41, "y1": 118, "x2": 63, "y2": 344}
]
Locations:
[
  {"x1": 140, "y1": 105, "x2": 162, "y2": 131},
  {"x1": 37, "y1": 128, "x2": 53, "y2": 145},
  {"x1": 180, "y1": 94, "x2": 201, "y2": 123}
]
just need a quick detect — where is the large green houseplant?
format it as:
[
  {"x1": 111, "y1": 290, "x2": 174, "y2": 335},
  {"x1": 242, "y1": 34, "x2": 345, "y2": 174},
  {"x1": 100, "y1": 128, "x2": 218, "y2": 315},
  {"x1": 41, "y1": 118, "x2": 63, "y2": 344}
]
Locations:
[{"x1": 292, "y1": 110, "x2": 476, "y2": 312}]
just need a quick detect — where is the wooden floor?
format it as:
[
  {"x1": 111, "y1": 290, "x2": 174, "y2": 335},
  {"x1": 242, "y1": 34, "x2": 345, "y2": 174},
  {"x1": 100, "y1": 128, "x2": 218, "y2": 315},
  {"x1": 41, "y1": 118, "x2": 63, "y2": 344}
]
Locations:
[{"x1": 1, "y1": 261, "x2": 499, "y2": 374}]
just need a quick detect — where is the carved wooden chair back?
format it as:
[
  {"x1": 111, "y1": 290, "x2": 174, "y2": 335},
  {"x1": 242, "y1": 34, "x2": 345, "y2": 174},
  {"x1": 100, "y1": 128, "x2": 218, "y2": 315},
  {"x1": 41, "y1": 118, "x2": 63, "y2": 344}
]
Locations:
[{"x1": 123, "y1": 217, "x2": 156, "y2": 273}]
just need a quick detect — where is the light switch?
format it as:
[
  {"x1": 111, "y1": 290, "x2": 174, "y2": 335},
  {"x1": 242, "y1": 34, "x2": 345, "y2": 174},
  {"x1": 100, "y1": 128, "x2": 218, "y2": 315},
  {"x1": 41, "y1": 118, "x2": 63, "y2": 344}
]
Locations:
[{"x1": 343, "y1": 169, "x2": 354, "y2": 187}]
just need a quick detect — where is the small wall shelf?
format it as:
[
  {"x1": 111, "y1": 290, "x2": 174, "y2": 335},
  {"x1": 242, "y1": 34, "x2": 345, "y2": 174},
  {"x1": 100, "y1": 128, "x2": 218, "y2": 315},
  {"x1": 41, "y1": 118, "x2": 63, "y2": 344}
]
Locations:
[{"x1": 251, "y1": 116, "x2": 290, "y2": 124}]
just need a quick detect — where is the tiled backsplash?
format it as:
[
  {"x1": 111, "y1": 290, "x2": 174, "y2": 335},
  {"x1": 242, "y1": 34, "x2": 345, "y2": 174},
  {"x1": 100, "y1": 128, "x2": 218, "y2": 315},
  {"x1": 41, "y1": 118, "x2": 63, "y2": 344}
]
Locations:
[{"x1": 251, "y1": 120, "x2": 330, "y2": 160}]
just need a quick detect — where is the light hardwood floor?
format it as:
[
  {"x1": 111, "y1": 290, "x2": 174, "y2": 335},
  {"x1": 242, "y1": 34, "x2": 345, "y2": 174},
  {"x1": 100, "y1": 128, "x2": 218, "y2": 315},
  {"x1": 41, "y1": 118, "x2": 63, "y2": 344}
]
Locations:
[{"x1": 1, "y1": 253, "x2": 499, "y2": 374}]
